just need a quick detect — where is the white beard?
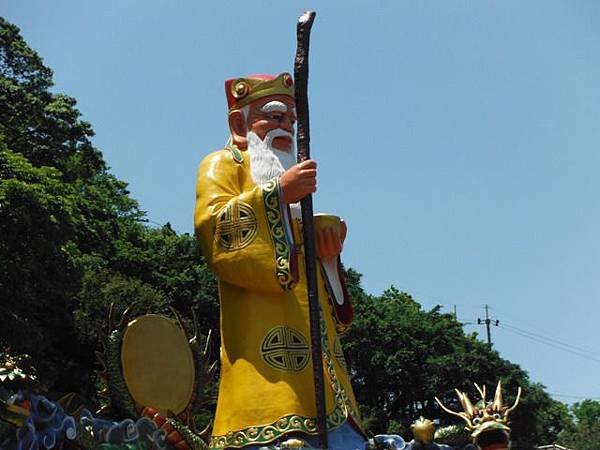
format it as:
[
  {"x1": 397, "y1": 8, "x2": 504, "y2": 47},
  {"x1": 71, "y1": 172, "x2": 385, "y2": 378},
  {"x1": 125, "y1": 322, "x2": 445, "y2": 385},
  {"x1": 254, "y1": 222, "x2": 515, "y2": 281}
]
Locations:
[{"x1": 246, "y1": 129, "x2": 297, "y2": 186}]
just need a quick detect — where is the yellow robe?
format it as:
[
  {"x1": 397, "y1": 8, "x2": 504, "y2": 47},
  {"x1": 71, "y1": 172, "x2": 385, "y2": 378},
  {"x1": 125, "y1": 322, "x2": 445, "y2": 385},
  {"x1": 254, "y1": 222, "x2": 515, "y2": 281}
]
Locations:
[{"x1": 194, "y1": 147, "x2": 362, "y2": 449}]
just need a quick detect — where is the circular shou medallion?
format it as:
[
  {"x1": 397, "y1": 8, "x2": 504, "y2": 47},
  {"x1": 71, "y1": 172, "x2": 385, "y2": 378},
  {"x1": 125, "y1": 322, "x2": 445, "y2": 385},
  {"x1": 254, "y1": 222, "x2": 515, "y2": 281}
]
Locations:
[
  {"x1": 215, "y1": 201, "x2": 258, "y2": 251},
  {"x1": 261, "y1": 326, "x2": 310, "y2": 372}
]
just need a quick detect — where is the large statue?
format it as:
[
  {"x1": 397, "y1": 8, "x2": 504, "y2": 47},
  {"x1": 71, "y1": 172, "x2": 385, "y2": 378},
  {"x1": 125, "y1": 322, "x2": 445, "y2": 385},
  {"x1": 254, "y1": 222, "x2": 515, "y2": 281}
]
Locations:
[{"x1": 194, "y1": 73, "x2": 366, "y2": 449}]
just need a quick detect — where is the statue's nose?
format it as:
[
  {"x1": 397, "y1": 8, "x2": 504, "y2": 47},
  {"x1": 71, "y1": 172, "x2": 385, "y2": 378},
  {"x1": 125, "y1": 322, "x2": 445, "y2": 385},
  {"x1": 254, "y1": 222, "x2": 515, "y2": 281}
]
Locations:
[{"x1": 280, "y1": 115, "x2": 294, "y2": 133}]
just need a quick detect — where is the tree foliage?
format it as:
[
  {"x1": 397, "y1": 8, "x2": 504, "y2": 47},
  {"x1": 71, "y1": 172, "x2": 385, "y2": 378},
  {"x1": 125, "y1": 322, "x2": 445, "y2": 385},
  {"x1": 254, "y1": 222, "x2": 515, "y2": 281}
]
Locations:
[
  {"x1": 558, "y1": 400, "x2": 600, "y2": 450},
  {"x1": 0, "y1": 17, "x2": 103, "y2": 178},
  {"x1": 0, "y1": 146, "x2": 83, "y2": 388},
  {"x1": 0, "y1": 18, "x2": 218, "y2": 396}
]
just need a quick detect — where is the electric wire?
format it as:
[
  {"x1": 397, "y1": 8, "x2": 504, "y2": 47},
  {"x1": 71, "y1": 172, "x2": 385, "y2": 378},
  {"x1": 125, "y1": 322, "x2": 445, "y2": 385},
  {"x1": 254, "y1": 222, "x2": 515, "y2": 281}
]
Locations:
[
  {"x1": 497, "y1": 323, "x2": 600, "y2": 364},
  {"x1": 549, "y1": 392, "x2": 600, "y2": 401},
  {"x1": 453, "y1": 305, "x2": 600, "y2": 400},
  {"x1": 500, "y1": 321, "x2": 600, "y2": 358},
  {"x1": 484, "y1": 305, "x2": 600, "y2": 358}
]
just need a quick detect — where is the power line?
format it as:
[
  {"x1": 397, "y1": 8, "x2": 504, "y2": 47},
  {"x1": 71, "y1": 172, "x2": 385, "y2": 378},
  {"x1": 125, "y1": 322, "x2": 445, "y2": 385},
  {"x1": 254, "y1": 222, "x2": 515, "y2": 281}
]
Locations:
[
  {"x1": 497, "y1": 324, "x2": 600, "y2": 364},
  {"x1": 499, "y1": 323, "x2": 600, "y2": 361},
  {"x1": 490, "y1": 306, "x2": 600, "y2": 358},
  {"x1": 549, "y1": 392, "x2": 600, "y2": 401},
  {"x1": 501, "y1": 321, "x2": 600, "y2": 359},
  {"x1": 463, "y1": 305, "x2": 600, "y2": 401}
]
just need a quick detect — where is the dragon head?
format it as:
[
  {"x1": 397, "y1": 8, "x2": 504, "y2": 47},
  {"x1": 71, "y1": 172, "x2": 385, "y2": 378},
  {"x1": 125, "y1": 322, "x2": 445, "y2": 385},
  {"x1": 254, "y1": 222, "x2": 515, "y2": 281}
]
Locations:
[{"x1": 435, "y1": 382, "x2": 521, "y2": 450}]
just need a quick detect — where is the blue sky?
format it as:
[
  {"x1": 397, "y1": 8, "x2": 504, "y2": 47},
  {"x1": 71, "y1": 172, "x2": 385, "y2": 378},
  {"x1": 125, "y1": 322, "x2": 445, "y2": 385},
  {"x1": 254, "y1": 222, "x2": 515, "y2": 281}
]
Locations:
[{"x1": 4, "y1": 1, "x2": 600, "y2": 404}]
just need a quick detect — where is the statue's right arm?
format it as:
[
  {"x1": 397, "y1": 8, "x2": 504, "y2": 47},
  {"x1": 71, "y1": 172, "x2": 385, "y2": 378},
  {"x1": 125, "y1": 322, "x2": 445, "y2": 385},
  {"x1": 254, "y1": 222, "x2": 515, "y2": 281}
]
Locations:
[{"x1": 194, "y1": 151, "x2": 298, "y2": 294}]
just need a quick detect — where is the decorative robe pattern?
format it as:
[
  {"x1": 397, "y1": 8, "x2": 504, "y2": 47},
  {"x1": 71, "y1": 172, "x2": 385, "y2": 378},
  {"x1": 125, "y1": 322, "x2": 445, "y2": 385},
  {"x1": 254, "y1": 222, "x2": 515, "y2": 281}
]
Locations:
[{"x1": 194, "y1": 146, "x2": 362, "y2": 449}]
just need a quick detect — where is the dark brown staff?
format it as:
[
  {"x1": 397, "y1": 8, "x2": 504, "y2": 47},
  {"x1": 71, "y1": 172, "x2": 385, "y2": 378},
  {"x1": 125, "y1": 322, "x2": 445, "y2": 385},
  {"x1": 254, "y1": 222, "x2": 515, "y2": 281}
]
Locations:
[{"x1": 294, "y1": 10, "x2": 328, "y2": 450}]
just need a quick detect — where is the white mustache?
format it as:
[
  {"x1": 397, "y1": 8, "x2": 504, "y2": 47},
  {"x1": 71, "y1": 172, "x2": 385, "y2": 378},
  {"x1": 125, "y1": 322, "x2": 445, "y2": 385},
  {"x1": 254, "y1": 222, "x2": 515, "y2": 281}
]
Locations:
[{"x1": 264, "y1": 128, "x2": 294, "y2": 147}]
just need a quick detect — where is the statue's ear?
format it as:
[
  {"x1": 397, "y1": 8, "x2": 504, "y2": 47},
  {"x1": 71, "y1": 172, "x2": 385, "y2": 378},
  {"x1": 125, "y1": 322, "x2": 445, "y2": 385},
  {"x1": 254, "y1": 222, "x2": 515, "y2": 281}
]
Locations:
[{"x1": 228, "y1": 109, "x2": 248, "y2": 149}]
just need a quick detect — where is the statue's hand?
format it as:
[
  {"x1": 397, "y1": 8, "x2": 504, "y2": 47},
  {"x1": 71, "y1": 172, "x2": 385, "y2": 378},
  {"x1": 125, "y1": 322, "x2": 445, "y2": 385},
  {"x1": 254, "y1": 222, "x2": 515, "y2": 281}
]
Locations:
[
  {"x1": 316, "y1": 221, "x2": 347, "y2": 261},
  {"x1": 279, "y1": 159, "x2": 317, "y2": 204}
]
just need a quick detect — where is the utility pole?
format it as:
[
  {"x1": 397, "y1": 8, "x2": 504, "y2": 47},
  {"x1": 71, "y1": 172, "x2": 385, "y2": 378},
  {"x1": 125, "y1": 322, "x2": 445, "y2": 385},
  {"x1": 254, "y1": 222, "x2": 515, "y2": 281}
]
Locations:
[
  {"x1": 477, "y1": 304, "x2": 499, "y2": 349},
  {"x1": 453, "y1": 305, "x2": 473, "y2": 327}
]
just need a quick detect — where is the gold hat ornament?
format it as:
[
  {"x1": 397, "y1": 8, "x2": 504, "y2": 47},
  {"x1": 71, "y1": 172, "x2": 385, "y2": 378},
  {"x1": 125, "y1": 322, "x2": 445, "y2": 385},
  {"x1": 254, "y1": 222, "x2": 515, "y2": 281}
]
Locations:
[
  {"x1": 435, "y1": 381, "x2": 521, "y2": 439},
  {"x1": 225, "y1": 73, "x2": 294, "y2": 111}
]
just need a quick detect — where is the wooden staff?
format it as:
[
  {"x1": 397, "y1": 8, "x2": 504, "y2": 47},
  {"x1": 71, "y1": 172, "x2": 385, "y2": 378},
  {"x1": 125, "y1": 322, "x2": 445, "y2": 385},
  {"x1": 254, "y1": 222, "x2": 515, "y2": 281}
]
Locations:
[{"x1": 294, "y1": 10, "x2": 328, "y2": 450}]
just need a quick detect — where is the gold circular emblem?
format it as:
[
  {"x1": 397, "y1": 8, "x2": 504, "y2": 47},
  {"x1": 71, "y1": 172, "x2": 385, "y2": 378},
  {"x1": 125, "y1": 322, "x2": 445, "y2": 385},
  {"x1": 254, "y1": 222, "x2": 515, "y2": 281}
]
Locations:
[
  {"x1": 121, "y1": 314, "x2": 195, "y2": 415},
  {"x1": 215, "y1": 201, "x2": 258, "y2": 251},
  {"x1": 261, "y1": 327, "x2": 310, "y2": 372},
  {"x1": 232, "y1": 80, "x2": 250, "y2": 99}
]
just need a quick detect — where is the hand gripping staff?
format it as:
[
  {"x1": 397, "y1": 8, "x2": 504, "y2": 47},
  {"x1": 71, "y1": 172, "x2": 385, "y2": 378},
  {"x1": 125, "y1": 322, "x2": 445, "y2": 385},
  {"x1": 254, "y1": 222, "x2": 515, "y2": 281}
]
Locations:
[{"x1": 294, "y1": 11, "x2": 328, "y2": 450}]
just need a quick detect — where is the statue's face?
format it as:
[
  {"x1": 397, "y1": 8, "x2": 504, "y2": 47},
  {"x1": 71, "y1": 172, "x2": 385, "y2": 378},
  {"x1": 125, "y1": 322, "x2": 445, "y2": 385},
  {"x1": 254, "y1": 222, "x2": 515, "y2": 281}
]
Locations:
[{"x1": 246, "y1": 95, "x2": 296, "y2": 152}]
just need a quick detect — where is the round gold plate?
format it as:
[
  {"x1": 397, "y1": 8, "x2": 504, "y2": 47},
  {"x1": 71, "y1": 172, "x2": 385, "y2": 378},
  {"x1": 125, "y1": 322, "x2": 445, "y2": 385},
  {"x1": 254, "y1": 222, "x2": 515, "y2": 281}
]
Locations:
[{"x1": 121, "y1": 314, "x2": 195, "y2": 415}]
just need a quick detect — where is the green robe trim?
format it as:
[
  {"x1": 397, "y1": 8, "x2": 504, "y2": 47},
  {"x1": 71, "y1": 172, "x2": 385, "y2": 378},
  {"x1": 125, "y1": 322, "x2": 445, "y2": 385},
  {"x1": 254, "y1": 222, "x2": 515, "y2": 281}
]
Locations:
[{"x1": 262, "y1": 179, "x2": 295, "y2": 291}]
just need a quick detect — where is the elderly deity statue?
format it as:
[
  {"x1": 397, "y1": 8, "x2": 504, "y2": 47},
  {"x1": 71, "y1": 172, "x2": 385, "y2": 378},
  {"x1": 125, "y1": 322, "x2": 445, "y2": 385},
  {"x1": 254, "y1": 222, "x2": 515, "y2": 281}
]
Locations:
[{"x1": 194, "y1": 73, "x2": 366, "y2": 450}]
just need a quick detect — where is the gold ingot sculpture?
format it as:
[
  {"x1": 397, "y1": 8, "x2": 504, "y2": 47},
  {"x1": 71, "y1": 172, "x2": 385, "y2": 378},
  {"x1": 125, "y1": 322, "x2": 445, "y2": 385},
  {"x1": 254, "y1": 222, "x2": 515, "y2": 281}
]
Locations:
[{"x1": 411, "y1": 416, "x2": 435, "y2": 444}]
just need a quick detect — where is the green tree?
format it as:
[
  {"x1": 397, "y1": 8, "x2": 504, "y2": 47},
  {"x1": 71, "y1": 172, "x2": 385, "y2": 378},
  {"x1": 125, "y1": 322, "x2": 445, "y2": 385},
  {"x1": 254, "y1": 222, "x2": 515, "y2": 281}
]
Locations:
[
  {"x1": 558, "y1": 400, "x2": 600, "y2": 450},
  {"x1": 572, "y1": 400, "x2": 600, "y2": 424},
  {"x1": 107, "y1": 224, "x2": 219, "y2": 333},
  {"x1": 73, "y1": 269, "x2": 169, "y2": 347},
  {"x1": 0, "y1": 17, "x2": 144, "y2": 394},
  {"x1": 0, "y1": 145, "x2": 83, "y2": 389},
  {"x1": 0, "y1": 18, "x2": 220, "y2": 397},
  {"x1": 0, "y1": 17, "x2": 146, "y2": 265},
  {"x1": 0, "y1": 17, "x2": 104, "y2": 178}
]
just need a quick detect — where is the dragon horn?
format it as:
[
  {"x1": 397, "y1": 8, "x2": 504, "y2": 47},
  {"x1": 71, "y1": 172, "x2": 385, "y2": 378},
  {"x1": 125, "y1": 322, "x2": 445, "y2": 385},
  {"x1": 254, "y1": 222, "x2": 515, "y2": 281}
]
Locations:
[
  {"x1": 435, "y1": 396, "x2": 473, "y2": 427},
  {"x1": 492, "y1": 381, "x2": 503, "y2": 411},
  {"x1": 474, "y1": 383, "x2": 486, "y2": 402},
  {"x1": 456, "y1": 389, "x2": 476, "y2": 417},
  {"x1": 504, "y1": 387, "x2": 522, "y2": 417}
]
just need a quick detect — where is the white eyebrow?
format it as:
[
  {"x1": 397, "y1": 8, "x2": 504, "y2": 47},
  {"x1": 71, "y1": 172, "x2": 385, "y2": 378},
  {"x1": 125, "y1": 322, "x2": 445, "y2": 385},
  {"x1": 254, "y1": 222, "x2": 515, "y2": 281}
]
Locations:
[{"x1": 260, "y1": 101, "x2": 288, "y2": 113}]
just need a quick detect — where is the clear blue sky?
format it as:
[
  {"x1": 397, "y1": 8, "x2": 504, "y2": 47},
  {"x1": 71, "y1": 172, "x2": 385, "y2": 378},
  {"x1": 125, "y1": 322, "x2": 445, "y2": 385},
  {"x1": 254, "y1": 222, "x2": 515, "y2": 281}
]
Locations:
[{"x1": 4, "y1": 1, "x2": 600, "y2": 404}]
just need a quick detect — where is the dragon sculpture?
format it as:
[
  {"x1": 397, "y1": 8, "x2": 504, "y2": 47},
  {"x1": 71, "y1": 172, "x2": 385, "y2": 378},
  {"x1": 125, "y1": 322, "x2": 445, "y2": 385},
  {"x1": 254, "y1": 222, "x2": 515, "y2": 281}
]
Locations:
[{"x1": 435, "y1": 382, "x2": 521, "y2": 450}]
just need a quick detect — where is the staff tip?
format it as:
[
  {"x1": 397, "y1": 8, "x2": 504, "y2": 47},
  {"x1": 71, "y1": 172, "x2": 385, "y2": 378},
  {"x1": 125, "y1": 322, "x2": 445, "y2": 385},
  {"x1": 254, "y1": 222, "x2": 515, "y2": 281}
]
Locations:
[{"x1": 298, "y1": 11, "x2": 316, "y2": 24}]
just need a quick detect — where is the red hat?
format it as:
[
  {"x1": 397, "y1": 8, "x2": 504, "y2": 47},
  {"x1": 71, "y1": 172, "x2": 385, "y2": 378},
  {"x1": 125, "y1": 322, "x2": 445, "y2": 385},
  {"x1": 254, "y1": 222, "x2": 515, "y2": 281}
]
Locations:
[{"x1": 225, "y1": 73, "x2": 294, "y2": 111}]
